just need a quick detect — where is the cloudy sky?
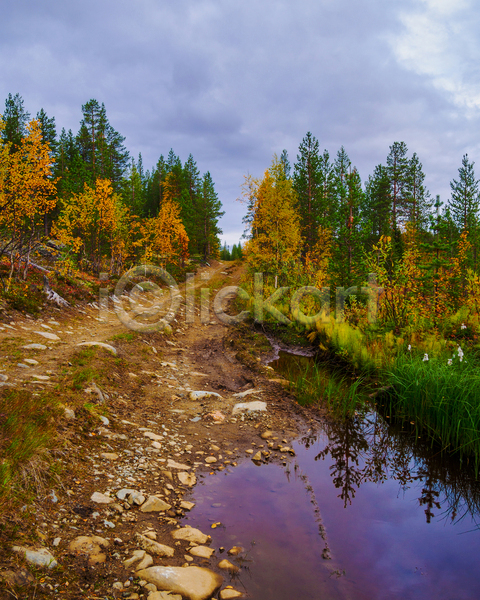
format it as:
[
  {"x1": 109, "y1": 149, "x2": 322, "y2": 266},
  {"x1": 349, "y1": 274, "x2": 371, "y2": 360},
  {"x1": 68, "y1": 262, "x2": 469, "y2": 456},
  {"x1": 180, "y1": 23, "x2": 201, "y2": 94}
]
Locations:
[{"x1": 2, "y1": 0, "x2": 480, "y2": 245}]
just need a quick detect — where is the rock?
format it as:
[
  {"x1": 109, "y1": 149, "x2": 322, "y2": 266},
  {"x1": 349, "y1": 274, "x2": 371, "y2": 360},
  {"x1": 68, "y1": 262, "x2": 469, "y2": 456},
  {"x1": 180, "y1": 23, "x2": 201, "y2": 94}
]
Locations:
[
  {"x1": 137, "y1": 553, "x2": 154, "y2": 570},
  {"x1": 205, "y1": 411, "x2": 225, "y2": 422},
  {"x1": 220, "y1": 589, "x2": 244, "y2": 599},
  {"x1": 245, "y1": 449, "x2": 253, "y2": 455},
  {"x1": 128, "y1": 491, "x2": 146, "y2": 506},
  {"x1": 1, "y1": 568, "x2": 35, "y2": 587},
  {"x1": 64, "y1": 407, "x2": 75, "y2": 419},
  {"x1": 23, "y1": 358, "x2": 39, "y2": 365},
  {"x1": 100, "y1": 452, "x2": 119, "y2": 460},
  {"x1": 180, "y1": 501, "x2": 195, "y2": 511},
  {"x1": 172, "y1": 526, "x2": 210, "y2": 545},
  {"x1": 232, "y1": 401, "x2": 267, "y2": 416},
  {"x1": 135, "y1": 534, "x2": 175, "y2": 557},
  {"x1": 0, "y1": 374, "x2": 8, "y2": 382},
  {"x1": 76, "y1": 341, "x2": 117, "y2": 355},
  {"x1": 91, "y1": 492, "x2": 113, "y2": 504},
  {"x1": 116, "y1": 488, "x2": 137, "y2": 501},
  {"x1": 167, "y1": 459, "x2": 191, "y2": 470},
  {"x1": 99, "y1": 415, "x2": 110, "y2": 426},
  {"x1": 178, "y1": 472, "x2": 196, "y2": 487},
  {"x1": 31, "y1": 374, "x2": 50, "y2": 380},
  {"x1": 148, "y1": 592, "x2": 182, "y2": 600},
  {"x1": 22, "y1": 343, "x2": 47, "y2": 350},
  {"x1": 260, "y1": 431, "x2": 273, "y2": 440},
  {"x1": 68, "y1": 536, "x2": 109, "y2": 565},
  {"x1": 232, "y1": 388, "x2": 261, "y2": 398},
  {"x1": 189, "y1": 546, "x2": 215, "y2": 559},
  {"x1": 205, "y1": 457, "x2": 217, "y2": 464},
  {"x1": 189, "y1": 391, "x2": 223, "y2": 400},
  {"x1": 124, "y1": 549, "x2": 153, "y2": 570},
  {"x1": 136, "y1": 566, "x2": 223, "y2": 600},
  {"x1": 218, "y1": 559, "x2": 239, "y2": 574},
  {"x1": 144, "y1": 431, "x2": 163, "y2": 441},
  {"x1": 13, "y1": 546, "x2": 58, "y2": 569},
  {"x1": 252, "y1": 451, "x2": 262, "y2": 462},
  {"x1": 140, "y1": 496, "x2": 172, "y2": 512},
  {"x1": 227, "y1": 546, "x2": 244, "y2": 556},
  {"x1": 152, "y1": 441, "x2": 162, "y2": 449},
  {"x1": 34, "y1": 331, "x2": 60, "y2": 341}
]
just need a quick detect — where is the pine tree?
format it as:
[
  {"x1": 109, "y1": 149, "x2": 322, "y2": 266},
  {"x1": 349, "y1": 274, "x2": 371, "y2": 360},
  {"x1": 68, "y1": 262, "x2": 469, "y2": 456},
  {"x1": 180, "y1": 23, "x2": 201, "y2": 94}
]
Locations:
[
  {"x1": 386, "y1": 141, "x2": 409, "y2": 230},
  {"x1": 76, "y1": 99, "x2": 129, "y2": 189},
  {"x1": 1, "y1": 93, "x2": 30, "y2": 149},
  {"x1": 405, "y1": 152, "x2": 431, "y2": 227},
  {"x1": 449, "y1": 154, "x2": 480, "y2": 232},
  {"x1": 279, "y1": 149, "x2": 291, "y2": 179},
  {"x1": 293, "y1": 132, "x2": 323, "y2": 253},
  {"x1": 197, "y1": 172, "x2": 224, "y2": 260}
]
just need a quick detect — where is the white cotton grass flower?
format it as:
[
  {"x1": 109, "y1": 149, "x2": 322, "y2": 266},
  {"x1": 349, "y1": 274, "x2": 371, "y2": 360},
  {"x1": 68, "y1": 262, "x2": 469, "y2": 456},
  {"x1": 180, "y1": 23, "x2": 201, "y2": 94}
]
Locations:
[
  {"x1": 447, "y1": 358, "x2": 452, "y2": 366},
  {"x1": 423, "y1": 353, "x2": 429, "y2": 362},
  {"x1": 457, "y1": 346, "x2": 464, "y2": 360},
  {"x1": 461, "y1": 323, "x2": 467, "y2": 330},
  {"x1": 407, "y1": 344, "x2": 411, "y2": 351}
]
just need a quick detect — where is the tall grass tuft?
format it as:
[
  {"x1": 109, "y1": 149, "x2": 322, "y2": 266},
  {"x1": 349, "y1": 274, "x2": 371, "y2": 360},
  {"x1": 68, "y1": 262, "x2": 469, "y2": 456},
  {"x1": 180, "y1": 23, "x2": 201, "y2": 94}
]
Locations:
[
  {"x1": 0, "y1": 389, "x2": 61, "y2": 501},
  {"x1": 286, "y1": 360, "x2": 367, "y2": 418},
  {"x1": 384, "y1": 350, "x2": 480, "y2": 467}
]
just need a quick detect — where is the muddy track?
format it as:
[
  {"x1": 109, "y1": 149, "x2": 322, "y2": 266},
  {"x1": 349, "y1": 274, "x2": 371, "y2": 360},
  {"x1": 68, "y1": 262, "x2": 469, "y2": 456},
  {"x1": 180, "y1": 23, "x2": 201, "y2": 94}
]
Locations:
[{"x1": 0, "y1": 261, "x2": 318, "y2": 600}]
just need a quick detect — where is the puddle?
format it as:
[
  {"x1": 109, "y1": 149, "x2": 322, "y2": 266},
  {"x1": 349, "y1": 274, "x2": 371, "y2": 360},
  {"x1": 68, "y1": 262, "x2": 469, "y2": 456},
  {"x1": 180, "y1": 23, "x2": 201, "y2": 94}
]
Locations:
[{"x1": 182, "y1": 353, "x2": 480, "y2": 599}]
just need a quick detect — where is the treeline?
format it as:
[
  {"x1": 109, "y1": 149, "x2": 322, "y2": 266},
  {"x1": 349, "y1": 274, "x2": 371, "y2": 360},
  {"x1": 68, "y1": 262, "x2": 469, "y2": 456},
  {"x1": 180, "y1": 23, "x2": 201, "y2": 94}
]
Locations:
[
  {"x1": 220, "y1": 242, "x2": 243, "y2": 261},
  {"x1": 243, "y1": 133, "x2": 480, "y2": 331},
  {"x1": 0, "y1": 93, "x2": 224, "y2": 278}
]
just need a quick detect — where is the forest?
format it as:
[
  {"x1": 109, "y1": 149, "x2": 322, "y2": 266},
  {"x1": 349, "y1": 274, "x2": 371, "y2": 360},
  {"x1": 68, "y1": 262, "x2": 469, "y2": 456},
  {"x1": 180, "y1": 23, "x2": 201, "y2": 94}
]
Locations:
[
  {"x1": 0, "y1": 93, "x2": 225, "y2": 288},
  {"x1": 241, "y1": 133, "x2": 480, "y2": 466}
]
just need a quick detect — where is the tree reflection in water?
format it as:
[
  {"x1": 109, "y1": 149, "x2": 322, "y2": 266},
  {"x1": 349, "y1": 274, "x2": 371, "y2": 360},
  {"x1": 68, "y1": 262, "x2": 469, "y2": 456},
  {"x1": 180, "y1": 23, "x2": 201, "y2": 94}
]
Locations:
[{"x1": 299, "y1": 409, "x2": 480, "y2": 526}]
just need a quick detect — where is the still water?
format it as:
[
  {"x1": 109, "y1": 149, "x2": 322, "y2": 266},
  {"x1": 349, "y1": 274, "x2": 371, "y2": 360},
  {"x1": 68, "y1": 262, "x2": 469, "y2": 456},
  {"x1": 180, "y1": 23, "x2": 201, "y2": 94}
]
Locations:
[{"x1": 182, "y1": 353, "x2": 480, "y2": 600}]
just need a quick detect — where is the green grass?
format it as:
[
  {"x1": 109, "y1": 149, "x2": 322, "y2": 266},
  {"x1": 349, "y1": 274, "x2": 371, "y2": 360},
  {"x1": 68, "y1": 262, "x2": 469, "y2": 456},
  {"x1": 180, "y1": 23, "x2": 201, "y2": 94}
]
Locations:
[{"x1": 384, "y1": 349, "x2": 480, "y2": 467}]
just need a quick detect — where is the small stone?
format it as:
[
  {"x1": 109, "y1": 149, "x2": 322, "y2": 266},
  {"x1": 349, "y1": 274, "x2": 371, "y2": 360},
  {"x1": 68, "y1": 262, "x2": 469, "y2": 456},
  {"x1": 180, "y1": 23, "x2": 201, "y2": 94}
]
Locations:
[
  {"x1": 227, "y1": 546, "x2": 243, "y2": 556},
  {"x1": 128, "y1": 491, "x2": 146, "y2": 506},
  {"x1": 100, "y1": 452, "x2": 119, "y2": 460},
  {"x1": 144, "y1": 431, "x2": 163, "y2": 441},
  {"x1": 167, "y1": 459, "x2": 191, "y2": 470},
  {"x1": 178, "y1": 472, "x2": 196, "y2": 487},
  {"x1": 135, "y1": 534, "x2": 175, "y2": 557},
  {"x1": 76, "y1": 341, "x2": 117, "y2": 355},
  {"x1": 116, "y1": 488, "x2": 137, "y2": 500},
  {"x1": 140, "y1": 496, "x2": 172, "y2": 513},
  {"x1": 22, "y1": 343, "x2": 47, "y2": 350},
  {"x1": 68, "y1": 536, "x2": 109, "y2": 565},
  {"x1": 148, "y1": 592, "x2": 182, "y2": 600},
  {"x1": 220, "y1": 589, "x2": 244, "y2": 599},
  {"x1": 172, "y1": 527, "x2": 210, "y2": 545},
  {"x1": 91, "y1": 492, "x2": 113, "y2": 504},
  {"x1": 205, "y1": 457, "x2": 217, "y2": 464},
  {"x1": 136, "y1": 566, "x2": 223, "y2": 600},
  {"x1": 34, "y1": 331, "x2": 60, "y2": 341},
  {"x1": 180, "y1": 501, "x2": 195, "y2": 511},
  {"x1": 245, "y1": 449, "x2": 253, "y2": 455},
  {"x1": 260, "y1": 431, "x2": 273, "y2": 439},
  {"x1": 189, "y1": 546, "x2": 215, "y2": 559},
  {"x1": 137, "y1": 553, "x2": 154, "y2": 570},
  {"x1": 252, "y1": 451, "x2": 262, "y2": 462},
  {"x1": 13, "y1": 546, "x2": 57, "y2": 569},
  {"x1": 232, "y1": 401, "x2": 267, "y2": 416},
  {"x1": 218, "y1": 559, "x2": 239, "y2": 573},
  {"x1": 99, "y1": 415, "x2": 110, "y2": 426},
  {"x1": 124, "y1": 550, "x2": 146, "y2": 567},
  {"x1": 64, "y1": 407, "x2": 75, "y2": 419},
  {"x1": 23, "y1": 358, "x2": 39, "y2": 365}
]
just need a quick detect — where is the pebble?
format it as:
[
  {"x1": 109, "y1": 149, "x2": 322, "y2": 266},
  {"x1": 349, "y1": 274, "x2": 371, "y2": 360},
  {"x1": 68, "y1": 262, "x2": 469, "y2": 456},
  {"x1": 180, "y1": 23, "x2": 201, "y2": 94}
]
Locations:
[
  {"x1": 91, "y1": 492, "x2": 114, "y2": 504},
  {"x1": 12, "y1": 546, "x2": 58, "y2": 569}
]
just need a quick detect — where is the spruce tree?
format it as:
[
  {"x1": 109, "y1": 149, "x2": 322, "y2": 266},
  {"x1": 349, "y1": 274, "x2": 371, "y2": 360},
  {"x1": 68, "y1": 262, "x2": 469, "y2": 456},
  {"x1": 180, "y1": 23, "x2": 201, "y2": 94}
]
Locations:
[{"x1": 1, "y1": 93, "x2": 30, "y2": 149}]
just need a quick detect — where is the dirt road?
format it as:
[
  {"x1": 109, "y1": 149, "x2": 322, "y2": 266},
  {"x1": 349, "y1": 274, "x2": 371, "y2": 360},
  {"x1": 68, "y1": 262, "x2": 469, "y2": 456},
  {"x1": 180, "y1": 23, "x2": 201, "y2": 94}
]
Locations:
[{"x1": 0, "y1": 261, "x2": 314, "y2": 600}]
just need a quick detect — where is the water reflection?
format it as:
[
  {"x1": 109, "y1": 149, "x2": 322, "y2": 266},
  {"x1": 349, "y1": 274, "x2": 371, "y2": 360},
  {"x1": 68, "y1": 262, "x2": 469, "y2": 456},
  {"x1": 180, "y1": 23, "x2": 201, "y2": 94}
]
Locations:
[{"x1": 300, "y1": 409, "x2": 480, "y2": 527}]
